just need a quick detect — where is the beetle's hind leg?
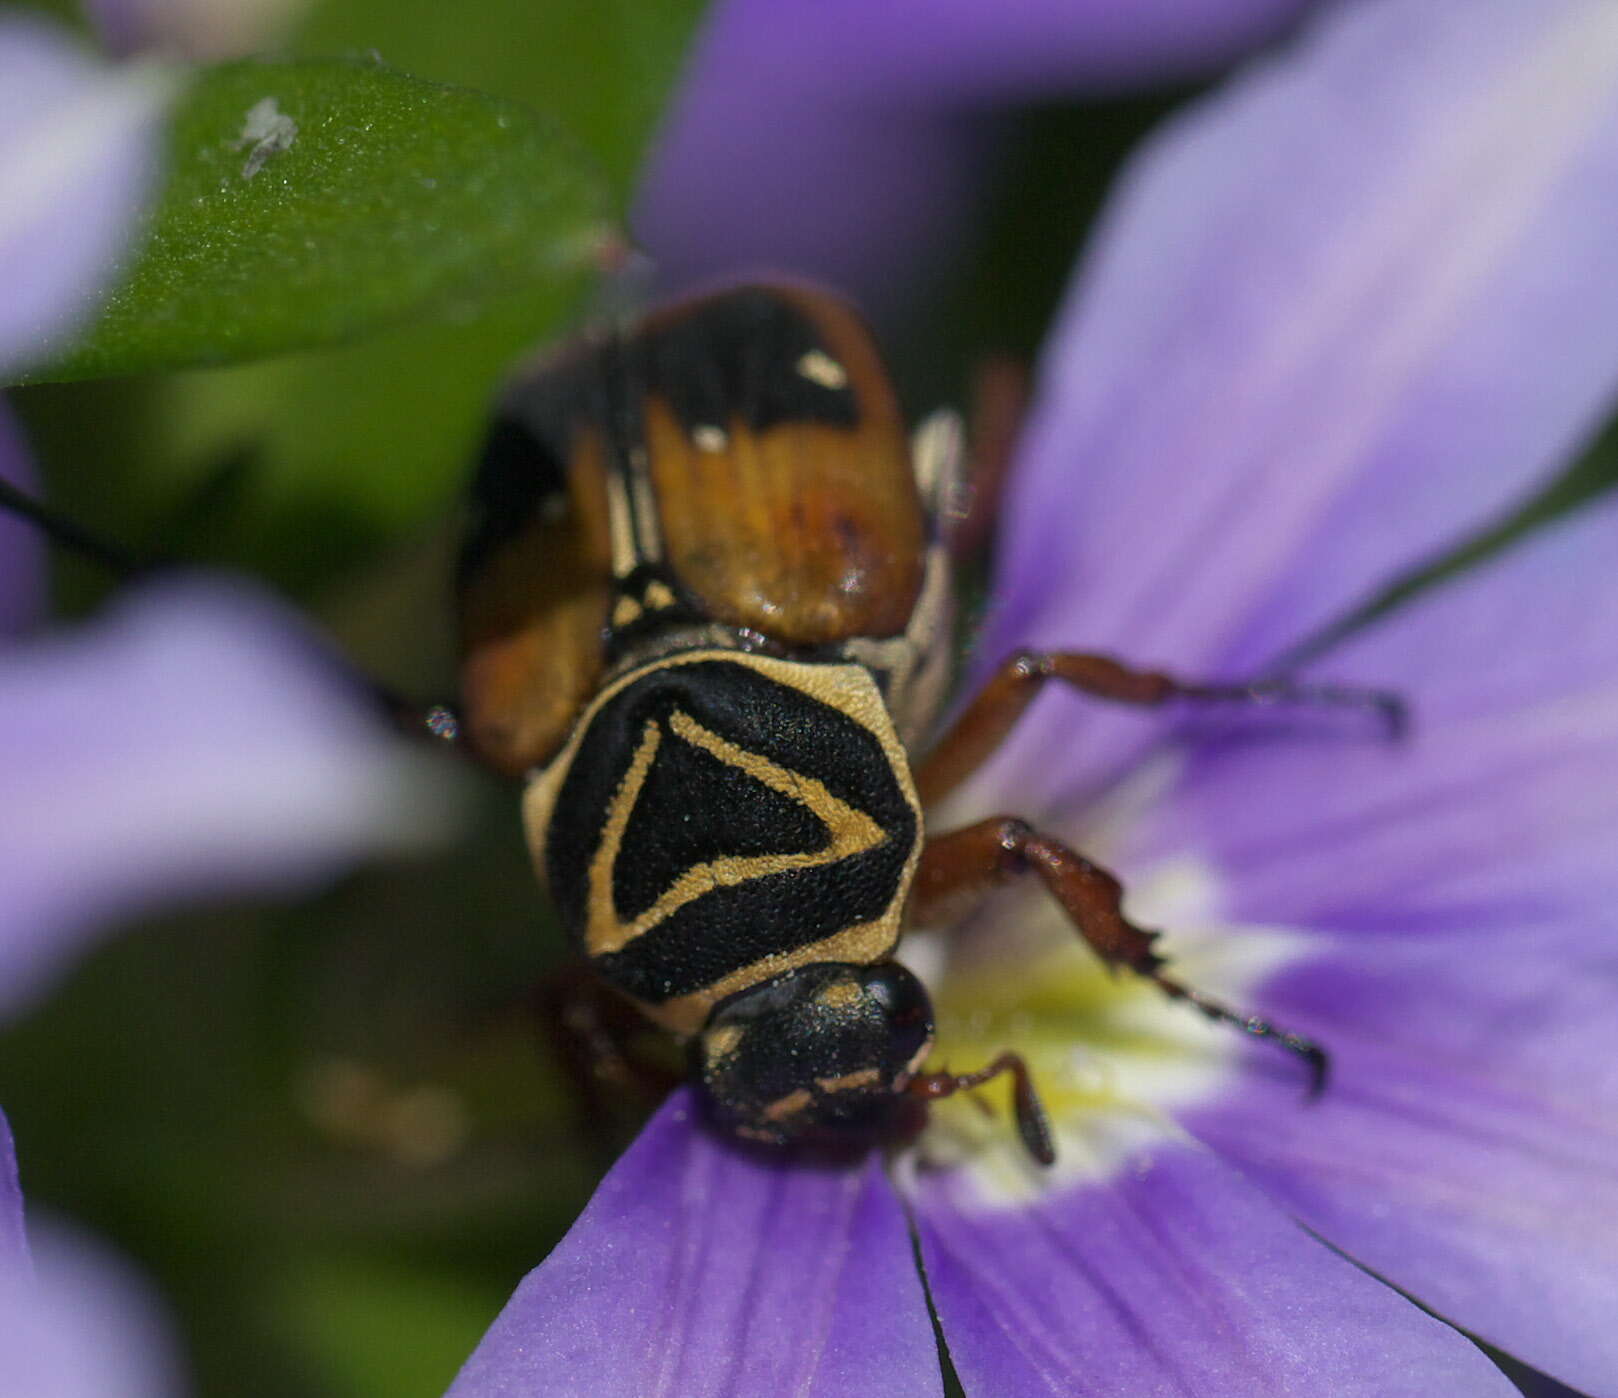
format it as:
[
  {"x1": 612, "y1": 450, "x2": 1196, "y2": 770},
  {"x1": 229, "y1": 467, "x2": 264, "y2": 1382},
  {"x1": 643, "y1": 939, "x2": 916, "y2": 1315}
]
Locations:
[
  {"x1": 917, "y1": 649, "x2": 1405, "y2": 807},
  {"x1": 910, "y1": 818, "x2": 1328, "y2": 1095}
]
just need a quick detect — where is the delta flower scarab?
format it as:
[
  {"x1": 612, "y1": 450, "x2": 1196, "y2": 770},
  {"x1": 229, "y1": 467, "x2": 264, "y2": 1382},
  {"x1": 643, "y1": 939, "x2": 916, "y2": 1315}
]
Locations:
[{"x1": 450, "y1": 282, "x2": 1349, "y2": 1163}]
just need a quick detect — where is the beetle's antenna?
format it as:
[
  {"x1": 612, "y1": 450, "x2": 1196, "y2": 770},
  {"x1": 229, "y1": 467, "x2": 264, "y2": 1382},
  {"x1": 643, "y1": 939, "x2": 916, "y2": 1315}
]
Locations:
[{"x1": 0, "y1": 475, "x2": 152, "y2": 580}]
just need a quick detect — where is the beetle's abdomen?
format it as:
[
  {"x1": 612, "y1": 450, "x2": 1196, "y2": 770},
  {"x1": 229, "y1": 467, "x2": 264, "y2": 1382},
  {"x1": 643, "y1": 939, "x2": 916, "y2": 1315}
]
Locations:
[{"x1": 523, "y1": 652, "x2": 923, "y2": 1035}]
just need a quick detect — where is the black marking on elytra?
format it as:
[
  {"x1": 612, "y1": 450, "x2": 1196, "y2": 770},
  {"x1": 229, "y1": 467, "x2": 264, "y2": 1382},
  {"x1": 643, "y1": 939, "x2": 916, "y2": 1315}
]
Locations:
[
  {"x1": 548, "y1": 658, "x2": 916, "y2": 1004},
  {"x1": 635, "y1": 287, "x2": 859, "y2": 436},
  {"x1": 458, "y1": 289, "x2": 859, "y2": 601},
  {"x1": 458, "y1": 353, "x2": 596, "y2": 583}
]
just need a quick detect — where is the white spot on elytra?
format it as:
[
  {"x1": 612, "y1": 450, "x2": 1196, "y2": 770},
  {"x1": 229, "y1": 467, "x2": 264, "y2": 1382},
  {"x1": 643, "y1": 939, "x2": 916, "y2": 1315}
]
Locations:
[
  {"x1": 691, "y1": 424, "x2": 728, "y2": 452},
  {"x1": 796, "y1": 349, "x2": 847, "y2": 389}
]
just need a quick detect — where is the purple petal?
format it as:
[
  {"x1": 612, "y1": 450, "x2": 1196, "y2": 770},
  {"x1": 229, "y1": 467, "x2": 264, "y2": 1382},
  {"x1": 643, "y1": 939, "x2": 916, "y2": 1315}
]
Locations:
[
  {"x1": 909, "y1": 1120, "x2": 1513, "y2": 1397},
  {"x1": 1129, "y1": 494, "x2": 1618, "y2": 934},
  {"x1": 0, "y1": 16, "x2": 176, "y2": 377},
  {"x1": 2, "y1": 1216, "x2": 190, "y2": 1398},
  {"x1": 0, "y1": 401, "x2": 45, "y2": 636},
  {"x1": 1238, "y1": 919, "x2": 1618, "y2": 1118},
  {"x1": 973, "y1": 0, "x2": 1618, "y2": 813},
  {"x1": 1184, "y1": 1027, "x2": 1618, "y2": 1395},
  {"x1": 450, "y1": 1090, "x2": 940, "y2": 1398},
  {"x1": 634, "y1": 0, "x2": 1311, "y2": 316},
  {"x1": 0, "y1": 1111, "x2": 26, "y2": 1277},
  {"x1": 0, "y1": 573, "x2": 461, "y2": 1021}
]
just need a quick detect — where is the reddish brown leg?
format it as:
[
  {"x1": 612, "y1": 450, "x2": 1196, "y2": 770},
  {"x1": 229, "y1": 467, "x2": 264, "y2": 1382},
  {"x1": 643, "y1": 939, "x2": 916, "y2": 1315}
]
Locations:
[
  {"x1": 948, "y1": 355, "x2": 1031, "y2": 560},
  {"x1": 917, "y1": 649, "x2": 1406, "y2": 807},
  {"x1": 912, "y1": 818, "x2": 1328, "y2": 1094},
  {"x1": 908, "y1": 1050, "x2": 1056, "y2": 1166}
]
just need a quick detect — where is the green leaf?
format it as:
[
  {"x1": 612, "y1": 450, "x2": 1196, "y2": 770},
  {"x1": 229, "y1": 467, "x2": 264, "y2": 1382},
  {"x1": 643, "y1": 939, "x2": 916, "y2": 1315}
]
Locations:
[{"x1": 21, "y1": 57, "x2": 609, "y2": 384}]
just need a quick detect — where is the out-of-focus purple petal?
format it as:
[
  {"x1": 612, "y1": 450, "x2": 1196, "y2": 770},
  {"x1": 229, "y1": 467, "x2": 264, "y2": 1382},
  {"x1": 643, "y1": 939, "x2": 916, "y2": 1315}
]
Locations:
[
  {"x1": 634, "y1": 0, "x2": 1312, "y2": 315},
  {"x1": 908, "y1": 1118, "x2": 1513, "y2": 1397},
  {"x1": 1184, "y1": 1029, "x2": 1618, "y2": 1395},
  {"x1": 450, "y1": 1090, "x2": 940, "y2": 1398},
  {"x1": 637, "y1": 103, "x2": 993, "y2": 325},
  {"x1": 0, "y1": 401, "x2": 45, "y2": 636},
  {"x1": 1128, "y1": 495, "x2": 1618, "y2": 933},
  {"x1": 0, "y1": 16, "x2": 176, "y2": 378},
  {"x1": 0, "y1": 573, "x2": 462, "y2": 1021},
  {"x1": 3, "y1": 1215, "x2": 189, "y2": 1398},
  {"x1": 85, "y1": 0, "x2": 310, "y2": 61},
  {"x1": 0, "y1": 1111, "x2": 27, "y2": 1276},
  {"x1": 972, "y1": 0, "x2": 1618, "y2": 815}
]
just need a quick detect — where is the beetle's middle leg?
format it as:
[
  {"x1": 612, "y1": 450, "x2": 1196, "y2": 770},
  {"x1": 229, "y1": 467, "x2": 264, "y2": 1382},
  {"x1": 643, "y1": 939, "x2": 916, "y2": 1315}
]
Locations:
[
  {"x1": 910, "y1": 818, "x2": 1328, "y2": 1092},
  {"x1": 917, "y1": 649, "x2": 1406, "y2": 806}
]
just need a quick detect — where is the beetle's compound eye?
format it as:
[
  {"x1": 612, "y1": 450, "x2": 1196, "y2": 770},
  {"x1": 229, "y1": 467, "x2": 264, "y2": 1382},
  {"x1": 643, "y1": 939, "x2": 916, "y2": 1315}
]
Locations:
[{"x1": 693, "y1": 962, "x2": 936, "y2": 1148}]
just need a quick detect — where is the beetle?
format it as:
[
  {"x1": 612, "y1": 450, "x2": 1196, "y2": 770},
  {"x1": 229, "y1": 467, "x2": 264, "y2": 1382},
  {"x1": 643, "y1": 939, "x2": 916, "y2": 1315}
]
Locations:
[
  {"x1": 0, "y1": 280, "x2": 1398, "y2": 1164},
  {"x1": 448, "y1": 283, "x2": 1396, "y2": 1164}
]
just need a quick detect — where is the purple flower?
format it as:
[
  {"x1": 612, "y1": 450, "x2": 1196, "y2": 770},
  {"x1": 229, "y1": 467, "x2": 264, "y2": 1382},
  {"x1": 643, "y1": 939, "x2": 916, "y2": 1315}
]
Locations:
[
  {"x1": 1, "y1": 1111, "x2": 190, "y2": 1398},
  {"x1": 634, "y1": 0, "x2": 1318, "y2": 319},
  {"x1": 0, "y1": 13, "x2": 174, "y2": 379},
  {"x1": 454, "y1": 1, "x2": 1618, "y2": 1394}
]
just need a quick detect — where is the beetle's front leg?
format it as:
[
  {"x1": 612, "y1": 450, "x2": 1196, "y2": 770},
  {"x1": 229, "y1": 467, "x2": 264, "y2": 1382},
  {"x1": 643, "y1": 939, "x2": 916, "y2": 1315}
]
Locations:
[
  {"x1": 531, "y1": 963, "x2": 681, "y2": 1161},
  {"x1": 910, "y1": 817, "x2": 1328, "y2": 1093},
  {"x1": 916, "y1": 649, "x2": 1406, "y2": 806}
]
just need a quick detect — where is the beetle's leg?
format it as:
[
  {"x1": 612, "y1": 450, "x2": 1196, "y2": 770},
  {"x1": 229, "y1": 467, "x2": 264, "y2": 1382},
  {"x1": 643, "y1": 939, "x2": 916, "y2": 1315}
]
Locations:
[
  {"x1": 911, "y1": 817, "x2": 1328, "y2": 1094},
  {"x1": 907, "y1": 1050, "x2": 1056, "y2": 1165},
  {"x1": 917, "y1": 649, "x2": 1407, "y2": 806},
  {"x1": 946, "y1": 356, "x2": 1030, "y2": 561},
  {"x1": 0, "y1": 471, "x2": 152, "y2": 580},
  {"x1": 372, "y1": 690, "x2": 464, "y2": 750},
  {"x1": 0, "y1": 474, "x2": 469, "y2": 751},
  {"x1": 531, "y1": 964, "x2": 680, "y2": 1159}
]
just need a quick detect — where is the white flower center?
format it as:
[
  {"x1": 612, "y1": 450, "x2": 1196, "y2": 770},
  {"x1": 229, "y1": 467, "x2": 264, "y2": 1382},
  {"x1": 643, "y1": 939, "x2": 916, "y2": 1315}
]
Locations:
[{"x1": 909, "y1": 763, "x2": 1311, "y2": 1208}]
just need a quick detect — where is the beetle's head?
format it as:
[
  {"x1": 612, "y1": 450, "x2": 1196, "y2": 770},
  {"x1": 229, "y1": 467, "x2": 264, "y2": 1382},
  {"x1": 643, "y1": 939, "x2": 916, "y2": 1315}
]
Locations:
[{"x1": 692, "y1": 962, "x2": 935, "y2": 1149}]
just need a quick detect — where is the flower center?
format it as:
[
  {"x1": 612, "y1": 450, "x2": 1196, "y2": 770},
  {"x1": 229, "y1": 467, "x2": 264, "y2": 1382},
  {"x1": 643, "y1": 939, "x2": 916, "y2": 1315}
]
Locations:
[{"x1": 910, "y1": 853, "x2": 1308, "y2": 1204}]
